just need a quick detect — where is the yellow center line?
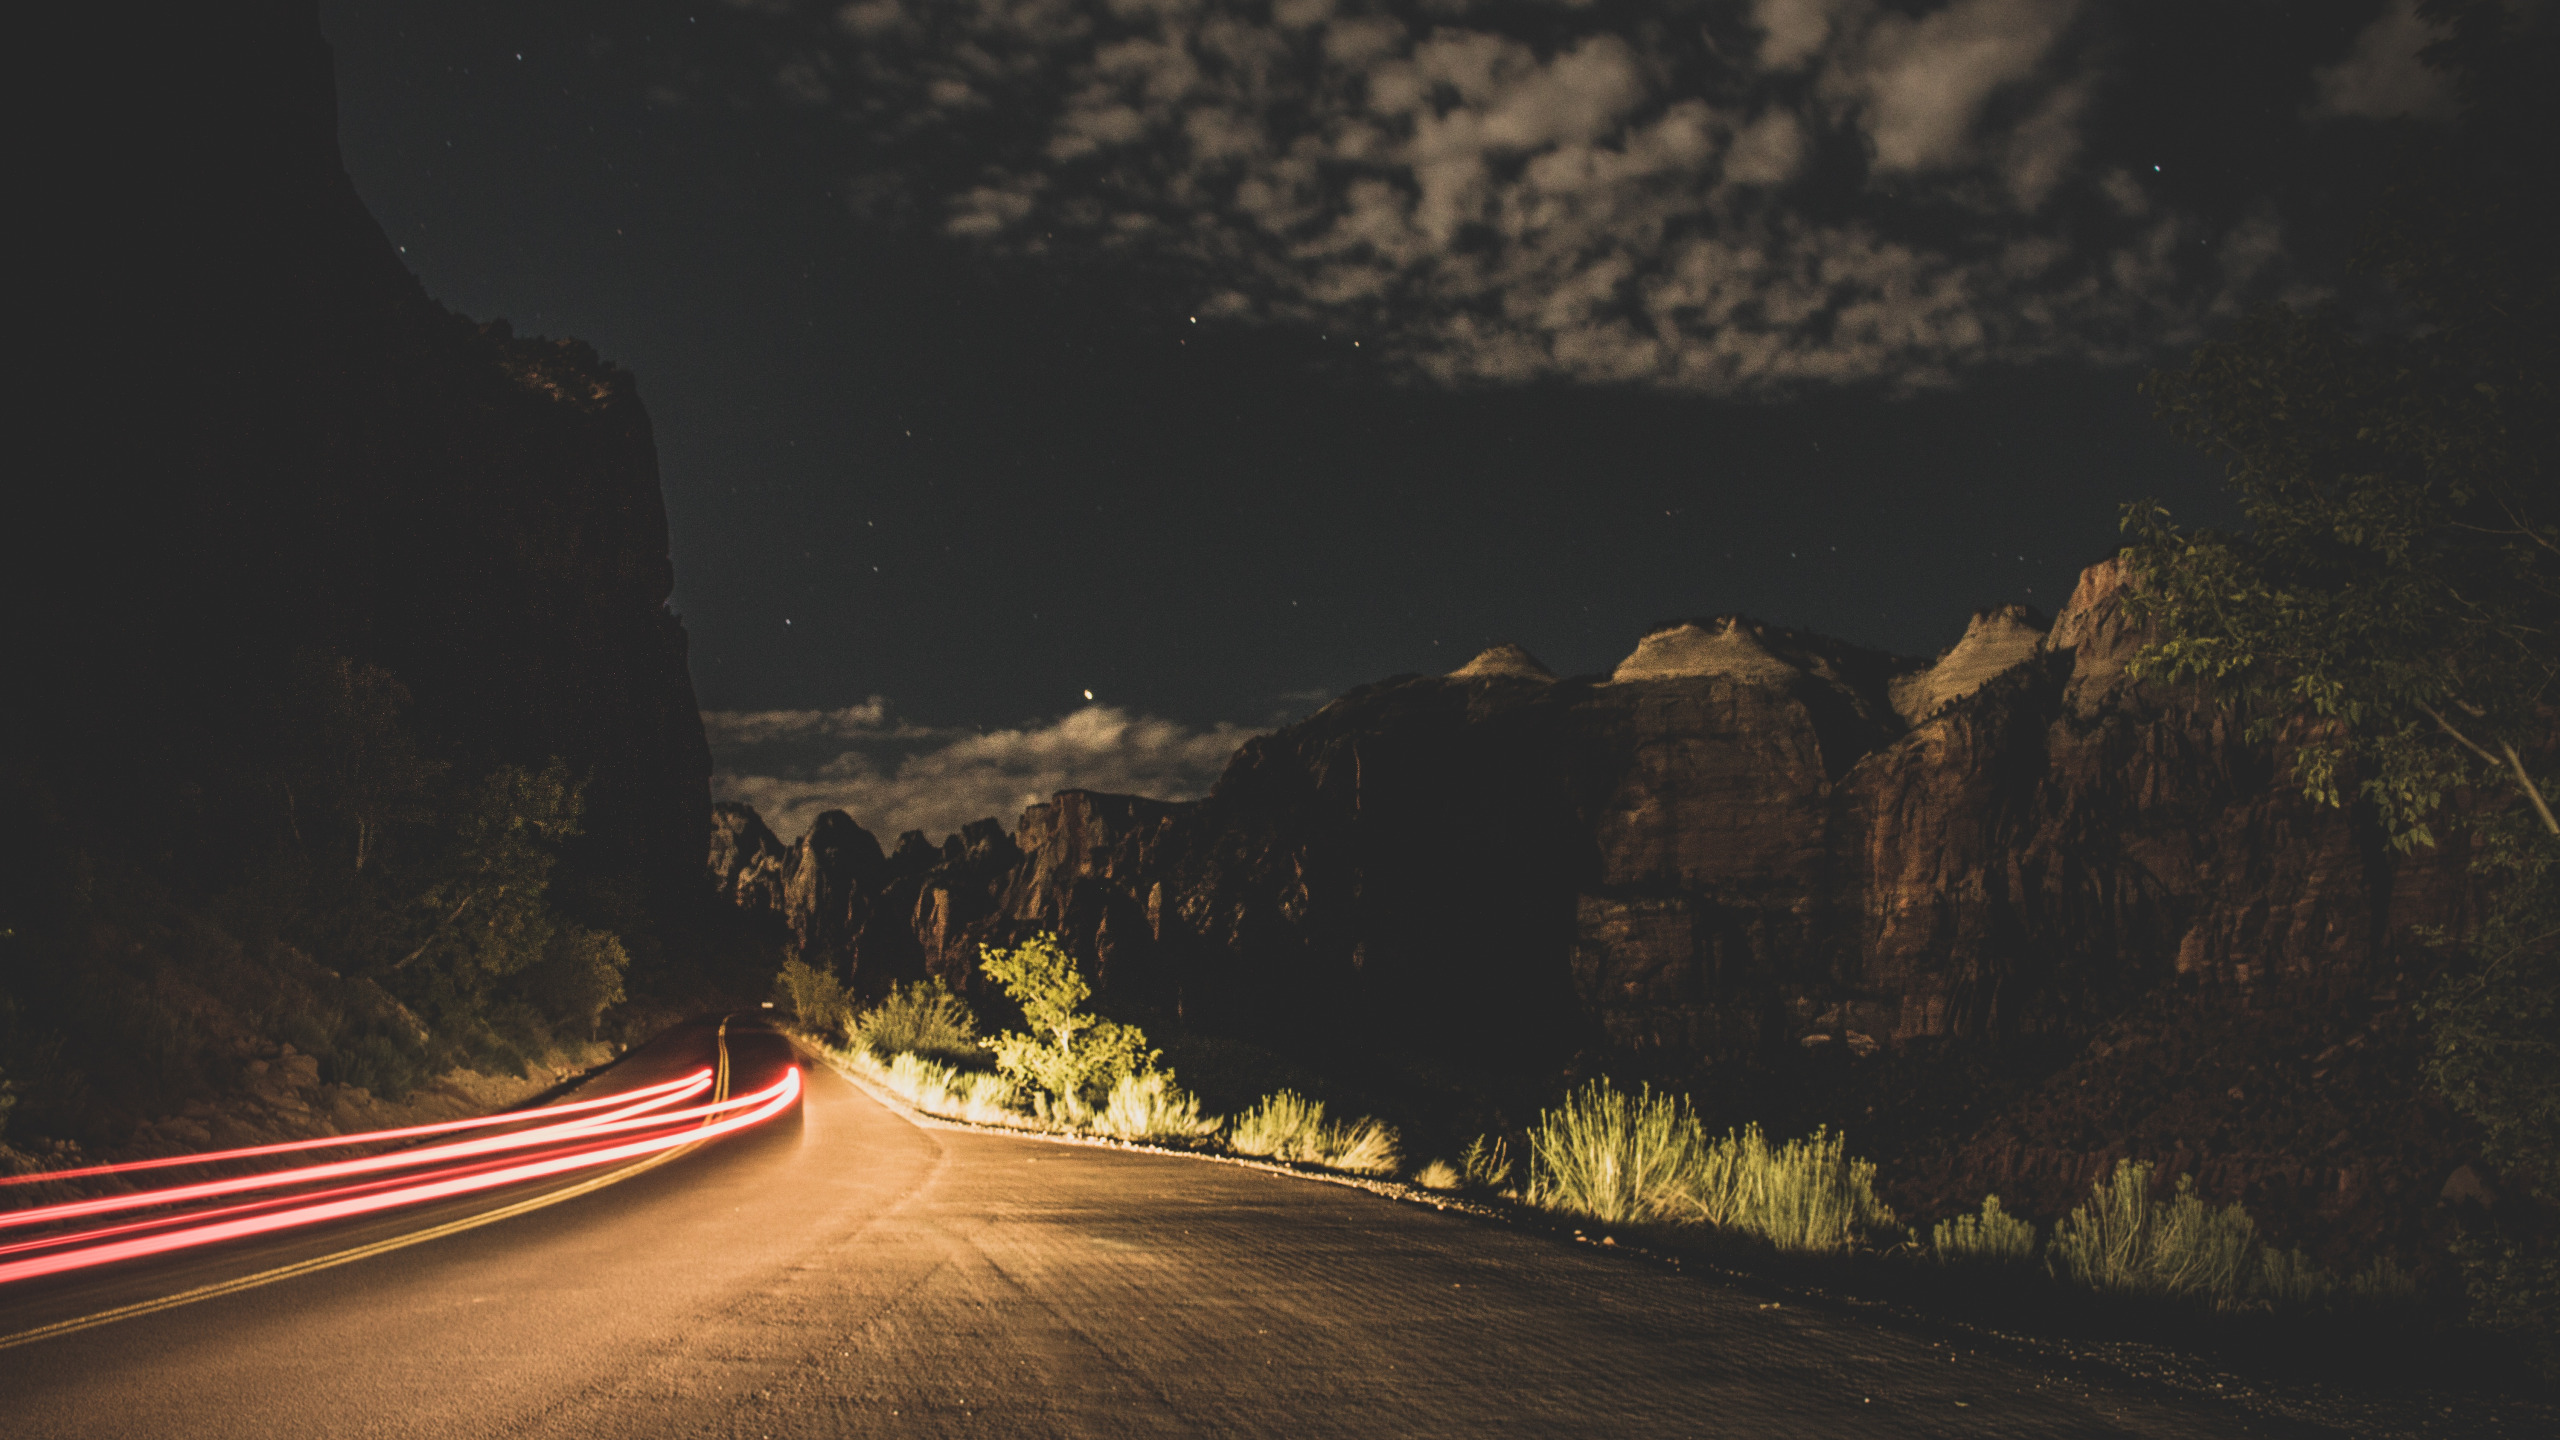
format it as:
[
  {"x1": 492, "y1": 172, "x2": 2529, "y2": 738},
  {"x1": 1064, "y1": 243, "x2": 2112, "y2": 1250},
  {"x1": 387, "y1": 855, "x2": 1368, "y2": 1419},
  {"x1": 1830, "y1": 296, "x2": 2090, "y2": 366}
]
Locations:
[{"x1": 0, "y1": 1015, "x2": 742, "y2": 1353}]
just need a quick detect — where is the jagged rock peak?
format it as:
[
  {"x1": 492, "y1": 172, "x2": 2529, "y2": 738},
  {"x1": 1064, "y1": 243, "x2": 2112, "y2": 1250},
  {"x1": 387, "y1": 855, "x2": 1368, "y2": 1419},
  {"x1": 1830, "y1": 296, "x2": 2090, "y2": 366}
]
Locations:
[
  {"x1": 1450, "y1": 642, "x2": 1555, "y2": 681},
  {"x1": 1888, "y1": 603, "x2": 2049, "y2": 725},
  {"x1": 1609, "y1": 617, "x2": 1798, "y2": 684}
]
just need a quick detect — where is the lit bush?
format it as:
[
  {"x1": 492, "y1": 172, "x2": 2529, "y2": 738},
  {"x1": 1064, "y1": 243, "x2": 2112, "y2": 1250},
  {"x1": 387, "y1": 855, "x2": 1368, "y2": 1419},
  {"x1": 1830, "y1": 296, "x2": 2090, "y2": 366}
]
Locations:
[
  {"x1": 1412, "y1": 1159, "x2": 1462, "y2": 1190},
  {"x1": 852, "y1": 978, "x2": 979, "y2": 1062},
  {"x1": 979, "y1": 935, "x2": 1155, "y2": 1110},
  {"x1": 1226, "y1": 1090, "x2": 1402, "y2": 1175},
  {"x1": 772, "y1": 958, "x2": 853, "y2": 1039},
  {"x1": 1524, "y1": 1081, "x2": 1896, "y2": 1254},
  {"x1": 1092, "y1": 1070, "x2": 1219, "y2": 1143},
  {"x1": 2049, "y1": 1160, "x2": 2260, "y2": 1308},
  {"x1": 863, "y1": 1050, "x2": 1020, "y2": 1126},
  {"x1": 1929, "y1": 1195, "x2": 2039, "y2": 1267}
]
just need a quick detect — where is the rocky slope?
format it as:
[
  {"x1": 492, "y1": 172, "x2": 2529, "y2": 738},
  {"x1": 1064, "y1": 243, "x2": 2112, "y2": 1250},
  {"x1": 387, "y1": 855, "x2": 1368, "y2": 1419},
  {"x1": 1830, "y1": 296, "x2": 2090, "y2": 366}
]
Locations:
[{"x1": 713, "y1": 559, "x2": 2486, "y2": 1263}]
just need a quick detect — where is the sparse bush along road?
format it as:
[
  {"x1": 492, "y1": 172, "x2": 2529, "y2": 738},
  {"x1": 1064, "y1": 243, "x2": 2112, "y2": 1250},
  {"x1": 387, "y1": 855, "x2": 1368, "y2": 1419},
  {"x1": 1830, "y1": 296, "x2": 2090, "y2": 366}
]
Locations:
[{"x1": 2, "y1": 1017, "x2": 2280, "y2": 1438}]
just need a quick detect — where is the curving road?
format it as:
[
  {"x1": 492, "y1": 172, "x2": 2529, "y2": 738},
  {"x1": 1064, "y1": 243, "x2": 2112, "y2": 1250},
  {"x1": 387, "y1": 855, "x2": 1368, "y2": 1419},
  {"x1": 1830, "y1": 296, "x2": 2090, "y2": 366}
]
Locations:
[{"x1": 0, "y1": 1015, "x2": 2290, "y2": 1438}]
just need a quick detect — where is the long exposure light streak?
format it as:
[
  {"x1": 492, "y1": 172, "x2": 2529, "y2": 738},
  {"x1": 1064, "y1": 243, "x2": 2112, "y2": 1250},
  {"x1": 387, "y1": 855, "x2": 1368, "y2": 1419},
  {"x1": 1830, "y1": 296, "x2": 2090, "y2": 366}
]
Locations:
[
  {"x1": 0, "y1": 1065, "x2": 801, "y2": 1287},
  {"x1": 0, "y1": 1073, "x2": 714, "y2": 1234},
  {"x1": 0, "y1": 1069, "x2": 718, "y2": 1189}
]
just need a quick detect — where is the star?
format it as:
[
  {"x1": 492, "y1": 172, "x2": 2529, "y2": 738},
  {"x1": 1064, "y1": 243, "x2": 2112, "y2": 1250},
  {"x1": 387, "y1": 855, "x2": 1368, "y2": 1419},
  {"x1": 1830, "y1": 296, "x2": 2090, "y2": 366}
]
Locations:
[{"x1": 1083, "y1": 689, "x2": 1094, "y2": 701}]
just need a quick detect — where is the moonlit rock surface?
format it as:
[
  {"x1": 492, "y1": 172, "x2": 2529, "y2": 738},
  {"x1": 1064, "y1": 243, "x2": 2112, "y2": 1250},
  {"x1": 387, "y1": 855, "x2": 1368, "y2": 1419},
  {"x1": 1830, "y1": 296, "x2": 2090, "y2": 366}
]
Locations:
[
  {"x1": 1449, "y1": 643, "x2": 1555, "y2": 681},
  {"x1": 1607, "y1": 618, "x2": 1799, "y2": 684},
  {"x1": 1887, "y1": 603, "x2": 2048, "y2": 724}
]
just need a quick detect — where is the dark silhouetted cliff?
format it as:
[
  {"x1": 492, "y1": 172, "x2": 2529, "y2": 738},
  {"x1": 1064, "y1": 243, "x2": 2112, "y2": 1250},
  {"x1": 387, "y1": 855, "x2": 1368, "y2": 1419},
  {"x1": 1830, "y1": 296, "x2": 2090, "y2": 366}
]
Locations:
[{"x1": 2, "y1": 3, "x2": 719, "y2": 1144}]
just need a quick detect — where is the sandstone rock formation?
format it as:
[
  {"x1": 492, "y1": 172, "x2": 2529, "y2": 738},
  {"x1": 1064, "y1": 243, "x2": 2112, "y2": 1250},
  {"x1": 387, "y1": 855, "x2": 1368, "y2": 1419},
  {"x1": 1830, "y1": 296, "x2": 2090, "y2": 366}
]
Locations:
[{"x1": 710, "y1": 557, "x2": 2484, "y2": 1260}]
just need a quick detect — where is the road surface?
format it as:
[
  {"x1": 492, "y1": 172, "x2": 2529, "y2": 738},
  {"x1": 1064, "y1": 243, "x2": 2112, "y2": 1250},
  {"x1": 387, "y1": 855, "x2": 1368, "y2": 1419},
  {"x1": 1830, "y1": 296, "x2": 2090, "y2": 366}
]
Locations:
[{"x1": 0, "y1": 1015, "x2": 2302, "y2": 1438}]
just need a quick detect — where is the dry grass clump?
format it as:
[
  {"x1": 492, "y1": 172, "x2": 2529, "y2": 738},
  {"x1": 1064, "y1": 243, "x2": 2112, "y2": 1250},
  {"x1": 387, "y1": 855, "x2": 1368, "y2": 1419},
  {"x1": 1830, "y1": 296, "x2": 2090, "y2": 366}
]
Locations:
[
  {"x1": 1524, "y1": 1081, "x2": 1897, "y2": 1255},
  {"x1": 1460, "y1": 1135, "x2": 1514, "y2": 1192},
  {"x1": 851, "y1": 979, "x2": 979, "y2": 1063},
  {"x1": 1928, "y1": 1195, "x2": 2039, "y2": 1267},
  {"x1": 2046, "y1": 1160, "x2": 2417, "y2": 1313},
  {"x1": 1092, "y1": 1071, "x2": 1220, "y2": 1143},
  {"x1": 1226, "y1": 1090, "x2": 1403, "y2": 1175},
  {"x1": 1412, "y1": 1159, "x2": 1462, "y2": 1190},
  {"x1": 854, "y1": 1049, "x2": 1021, "y2": 1126}
]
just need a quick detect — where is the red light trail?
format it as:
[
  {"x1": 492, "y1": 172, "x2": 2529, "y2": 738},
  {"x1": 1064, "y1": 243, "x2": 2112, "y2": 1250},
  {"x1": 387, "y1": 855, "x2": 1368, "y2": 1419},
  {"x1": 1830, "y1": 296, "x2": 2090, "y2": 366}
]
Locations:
[
  {"x1": 0, "y1": 1069, "x2": 718, "y2": 1190},
  {"x1": 0, "y1": 1064, "x2": 801, "y2": 1287}
]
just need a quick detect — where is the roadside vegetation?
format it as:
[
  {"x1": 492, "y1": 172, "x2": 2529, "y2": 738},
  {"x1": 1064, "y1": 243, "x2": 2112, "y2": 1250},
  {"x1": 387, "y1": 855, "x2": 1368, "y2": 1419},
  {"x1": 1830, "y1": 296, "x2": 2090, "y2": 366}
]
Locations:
[
  {"x1": 778, "y1": 932, "x2": 1401, "y2": 1168},
  {"x1": 778, "y1": 938, "x2": 2443, "y2": 1363}
]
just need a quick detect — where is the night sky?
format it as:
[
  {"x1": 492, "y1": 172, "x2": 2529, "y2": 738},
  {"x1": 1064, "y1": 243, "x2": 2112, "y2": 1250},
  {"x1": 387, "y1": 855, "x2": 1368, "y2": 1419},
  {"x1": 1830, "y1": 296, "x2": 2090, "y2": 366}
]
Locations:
[{"x1": 319, "y1": 0, "x2": 2445, "y2": 842}]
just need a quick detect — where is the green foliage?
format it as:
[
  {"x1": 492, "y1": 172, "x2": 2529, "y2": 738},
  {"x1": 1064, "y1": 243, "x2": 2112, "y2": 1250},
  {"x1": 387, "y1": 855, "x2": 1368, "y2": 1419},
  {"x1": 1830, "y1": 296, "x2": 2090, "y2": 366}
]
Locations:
[
  {"x1": 1930, "y1": 1194, "x2": 2039, "y2": 1267},
  {"x1": 2118, "y1": 5, "x2": 2557, "y2": 1356},
  {"x1": 2424, "y1": 820, "x2": 2560, "y2": 1198},
  {"x1": 1225, "y1": 1089, "x2": 1402, "y2": 1174},
  {"x1": 2121, "y1": 1, "x2": 2557, "y2": 853},
  {"x1": 516, "y1": 925, "x2": 630, "y2": 1039},
  {"x1": 851, "y1": 978, "x2": 979, "y2": 1062},
  {"x1": 2042, "y1": 1160, "x2": 2415, "y2": 1315},
  {"x1": 978, "y1": 934, "x2": 1159, "y2": 1111},
  {"x1": 1525, "y1": 1081, "x2": 1897, "y2": 1254},
  {"x1": 1460, "y1": 1134, "x2": 1515, "y2": 1192},
  {"x1": 1092, "y1": 1071, "x2": 1220, "y2": 1143},
  {"x1": 772, "y1": 957, "x2": 854, "y2": 1037},
  {"x1": 2049, "y1": 1162, "x2": 2262, "y2": 1306},
  {"x1": 1526, "y1": 1081, "x2": 1712, "y2": 1227}
]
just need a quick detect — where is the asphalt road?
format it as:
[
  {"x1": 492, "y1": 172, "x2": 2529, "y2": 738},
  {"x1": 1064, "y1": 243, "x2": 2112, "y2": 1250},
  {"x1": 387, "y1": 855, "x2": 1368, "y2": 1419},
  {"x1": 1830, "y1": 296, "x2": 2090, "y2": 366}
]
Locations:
[{"x1": 0, "y1": 1015, "x2": 2289, "y2": 1439}]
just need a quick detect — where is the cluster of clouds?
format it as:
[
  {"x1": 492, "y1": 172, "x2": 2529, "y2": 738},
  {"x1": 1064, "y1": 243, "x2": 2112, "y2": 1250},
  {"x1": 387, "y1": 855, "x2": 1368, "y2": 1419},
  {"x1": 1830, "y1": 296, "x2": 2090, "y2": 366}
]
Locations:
[
  {"x1": 728, "y1": 0, "x2": 2453, "y2": 394},
  {"x1": 705, "y1": 698, "x2": 1263, "y2": 844}
]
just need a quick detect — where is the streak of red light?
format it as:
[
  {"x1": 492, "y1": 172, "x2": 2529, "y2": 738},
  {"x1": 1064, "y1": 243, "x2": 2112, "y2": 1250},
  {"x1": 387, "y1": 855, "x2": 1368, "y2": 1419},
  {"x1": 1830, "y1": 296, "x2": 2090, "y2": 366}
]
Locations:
[
  {"x1": 0, "y1": 1067, "x2": 801, "y2": 1286},
  {"x1": 0, "y1": 1073, "x2": 714, "y2": 1233},
  {"x1": 0, "y1": 1069, "x2": 718, "y2": 1189}
]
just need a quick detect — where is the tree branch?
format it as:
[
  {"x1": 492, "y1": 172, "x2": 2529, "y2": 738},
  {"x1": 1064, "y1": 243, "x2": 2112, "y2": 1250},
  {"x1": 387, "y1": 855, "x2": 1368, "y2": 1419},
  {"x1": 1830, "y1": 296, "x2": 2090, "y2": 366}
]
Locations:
[
  {"x1": 2415, "y1": 700, "x2": 2560, "y2": 837},
  {"x1": 2499, "y1": 741, "x2": 2560, "y2": 838}
]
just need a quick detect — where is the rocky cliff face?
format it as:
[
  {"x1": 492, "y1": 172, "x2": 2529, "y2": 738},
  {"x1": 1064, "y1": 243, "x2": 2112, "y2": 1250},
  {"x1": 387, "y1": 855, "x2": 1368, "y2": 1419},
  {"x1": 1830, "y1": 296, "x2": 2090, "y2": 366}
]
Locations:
[{"x1": 711, "y1": 558, "x2": 2482, "y2": 1258}]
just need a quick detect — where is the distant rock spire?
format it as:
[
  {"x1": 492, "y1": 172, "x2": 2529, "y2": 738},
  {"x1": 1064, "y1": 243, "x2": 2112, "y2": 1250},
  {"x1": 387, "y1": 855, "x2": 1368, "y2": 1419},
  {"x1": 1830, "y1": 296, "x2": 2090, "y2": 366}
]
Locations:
[
  {"x1": 1449, "y1": 642, "x2": 1556, "y2": 681},
  {"x1": 1608, "y1": 617, "x2": 1797, "y2": 684}
]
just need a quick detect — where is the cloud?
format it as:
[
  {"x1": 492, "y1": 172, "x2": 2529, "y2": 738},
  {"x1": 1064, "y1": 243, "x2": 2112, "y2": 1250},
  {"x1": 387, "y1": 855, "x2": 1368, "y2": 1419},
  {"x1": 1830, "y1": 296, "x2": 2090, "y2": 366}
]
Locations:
[
  {"x1": 743, "y1": 0, "x2": 2309, "y2": 395},
  {"x1": 705, "y1": 698, "x2": 1262, "y2": 845},
  {"x1": 2308, "y1": 0, "x2": 2455, "y2": 122}
]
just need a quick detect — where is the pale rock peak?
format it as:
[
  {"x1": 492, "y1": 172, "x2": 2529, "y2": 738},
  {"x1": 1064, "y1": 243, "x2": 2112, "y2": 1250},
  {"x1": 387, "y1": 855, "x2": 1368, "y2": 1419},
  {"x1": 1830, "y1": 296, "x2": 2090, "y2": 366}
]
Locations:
[
  {"x1": 1888, "y1": 603, "x2": 2049, "y2": 725},
  {"x1": 1609, "y1": 617, "x2": 1799, "y2": 684},
  {"x1": 1450, "y1": 642, "x2": 1557, "y2": 681}
]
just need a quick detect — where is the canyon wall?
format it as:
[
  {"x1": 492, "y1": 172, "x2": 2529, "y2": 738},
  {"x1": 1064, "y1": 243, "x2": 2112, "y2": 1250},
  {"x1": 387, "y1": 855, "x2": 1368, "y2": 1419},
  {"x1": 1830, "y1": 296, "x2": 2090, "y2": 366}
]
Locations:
[{"x1": 714, "y1": 560, "x2": 2481, "y2": 1254}]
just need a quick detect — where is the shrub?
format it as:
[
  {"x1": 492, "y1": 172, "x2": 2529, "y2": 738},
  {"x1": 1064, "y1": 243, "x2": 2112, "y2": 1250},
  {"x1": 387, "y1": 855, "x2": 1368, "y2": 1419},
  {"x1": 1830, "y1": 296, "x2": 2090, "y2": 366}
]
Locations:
[
  {"x1": 1524, "y1": 1081, "x2": 1895, "y2": 1254},
  {"x1": 2049, "y1": 1161, "x2": 2259, "y2": 1308},
  {"x1": 1226, "y1": 1090, "x2": 1402, "y2": 1174},
  {"x1": 867, "y1": 1050, "x2": 1020, "y2": 1126},
  {"x1": 1092, "y1": 1071, "x2": 1219, "y2": 1143},
  {"x1": 1460, "y1": 1134, "x2": 1515, "y2": 1192},
  {"x1": 1526, "y1": 1081, "x2": 1704, "y2": 1226},
  {"x1": 1227, "y1": 1089, "x2": 1330, "y2": 1161},
  {"x1": 852, "y1": 978, "x2": 978, "y2": 1062},
  {"x1": 1929, "y1": 1195, "x2": 2039, "y2": 1267},
  {"x1": 773, "y1": 958, "x2": 853, "y2": 1038},
  {"x1": 979, "y1": 935, "x2": 1157, "y2": 1109},
  {"x1": 1412, "y1": 1159, "x2": 1462, "y2": 1190}
]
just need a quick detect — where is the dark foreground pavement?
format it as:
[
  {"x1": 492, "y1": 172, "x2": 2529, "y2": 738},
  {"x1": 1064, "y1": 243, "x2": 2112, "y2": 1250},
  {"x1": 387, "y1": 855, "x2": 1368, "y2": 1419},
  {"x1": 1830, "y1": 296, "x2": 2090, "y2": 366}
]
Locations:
[{"x1": 1, "y1": 1017, "x2": 2302, "y2": 1438}]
